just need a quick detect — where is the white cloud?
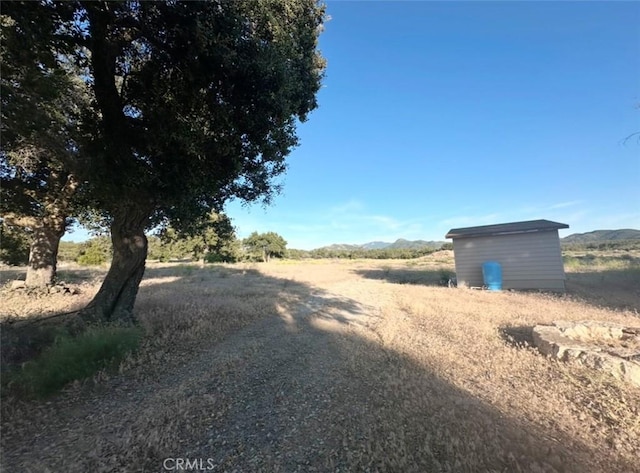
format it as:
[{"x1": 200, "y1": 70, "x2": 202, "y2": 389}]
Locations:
[
  {"x1": 549, "y1": 200, "x2": 583, "y2": 210},
  {"x1": 328, "y1": 199, "x2": 364, "y2": 215}
]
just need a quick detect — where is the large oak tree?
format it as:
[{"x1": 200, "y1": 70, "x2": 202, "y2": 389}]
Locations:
[
  {"x1": 37, "y1": 0, "x2": 325, "y2": 323},
  {"x1": 1, "y1": 4, "x2": 88, "y2": 287}
]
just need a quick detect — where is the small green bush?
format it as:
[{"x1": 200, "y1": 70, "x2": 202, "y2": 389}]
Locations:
[
  {"x1": 562, "y1": 255, "x2": 580, "y2": 268},
  {"x1": 77, "y1": 252, "x2": 106, "y2": 266},
  {"x1": 3, "y1": 325, "x2": 143, "y2": 398},
  {"x1": 204, "y1": 251, "x2": 236, "y2": 263}
]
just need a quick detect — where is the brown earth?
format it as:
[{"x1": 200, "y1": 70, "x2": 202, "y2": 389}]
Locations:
[{"x1": 1, "y1": 255, "x2": 639, "y2": 472}]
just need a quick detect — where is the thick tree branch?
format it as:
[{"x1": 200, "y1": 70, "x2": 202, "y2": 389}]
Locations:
[
  {"x1": 83, "y1": 2, "x2": 127, "y2": 140},
  {"x1": 2, "y1": 213, "x2": 39, "y2": 229},
  {"x1": 48, "y1": 173, "x2": 79, "y2": 211}
]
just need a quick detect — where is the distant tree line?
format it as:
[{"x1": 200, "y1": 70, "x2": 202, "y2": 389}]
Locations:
[
  {"x1": 2, "y1": 231, "x2": 456, "y2": 266},
  {"x1": 561, "y1": 240, "x2": 640, "y2": 252},
  {"x1": 1, "y1": 228, "x2": 292, "y2": 266},
  {"x1": 285, "y1": 244, "x2": 452, "y2": 260}
]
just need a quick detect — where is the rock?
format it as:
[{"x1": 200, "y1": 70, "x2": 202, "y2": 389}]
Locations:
[
  {"x1": 554, "y1": 320, "x2": 624, "y2": 341},
  {"x1": 10, "y1": 280, "x2": 25, "y2": 290},
  {"x1": 532, "y1": 321, "x2": 640, "y2": 388},
  {"x1": 50, "y1": 284, "x2": 73, "y2": 295}
]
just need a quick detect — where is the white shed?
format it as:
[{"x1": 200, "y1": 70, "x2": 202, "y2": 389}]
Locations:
[{"x1": 445, "y1": 219, "x2": 569, "y2": 291}]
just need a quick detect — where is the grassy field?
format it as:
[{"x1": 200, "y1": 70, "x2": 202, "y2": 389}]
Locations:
[{"x1": 1, "y1": 250, "x2": 639, "y2": 472}]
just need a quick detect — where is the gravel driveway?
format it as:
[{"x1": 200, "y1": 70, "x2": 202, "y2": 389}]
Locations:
[{"x1": 1, "y1": 288, "x2": 384, "y2": 473}]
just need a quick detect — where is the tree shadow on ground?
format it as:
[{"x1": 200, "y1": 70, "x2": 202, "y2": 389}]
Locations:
[
  {"x1": 0, "y1": 267, "x2": 27, "y2": 285},
  {"x1": 0, "y1": 265, "x2": 106, "y2": 286},
  {"x1": 499, "y1": 324, "x2": 537, "y2": 349},
  {"x1": 351, "y1": 267, "x2": 455, "y2": 287},
  {"x1": 565, "y1": 269, "x2": 640, "y2": 313},
  {"x1": 1, "y1": 264, "x2": 635, "y2": 473}
]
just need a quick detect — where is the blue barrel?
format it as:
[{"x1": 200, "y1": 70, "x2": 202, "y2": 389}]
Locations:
[{"x1": 482, "y1": 261, "x2": 502, "y2": 291}]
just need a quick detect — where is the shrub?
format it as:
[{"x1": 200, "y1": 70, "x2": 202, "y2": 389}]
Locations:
[
  {"x1": 204, "y1": 252, "x2": 236, "y2": 263},
  {"x1": 563, "y1": 255, "x2": 580, "y2": 268}
]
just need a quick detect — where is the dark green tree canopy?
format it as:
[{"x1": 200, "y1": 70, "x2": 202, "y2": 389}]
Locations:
[
  {"x1": 154, "y1": 212, "x2": 237, "y2": 262},
  {"x1": 70, "y1": 0, "x2": 325, "y2": 231},
  {"x1": 1, "y1": 4, "x2": 91, "y2": 286},
  {"x1": 1, "y1": 3, "x2": 87, "y2": 224}
]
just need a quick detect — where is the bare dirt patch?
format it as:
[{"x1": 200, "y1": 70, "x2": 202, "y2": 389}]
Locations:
[{"x1": 1, "y1": 256, "x2": 639, "y2": 472}]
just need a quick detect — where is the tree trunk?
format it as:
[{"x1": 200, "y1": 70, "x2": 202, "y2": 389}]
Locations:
[
  {"x1": 80, "y1": 207, "x2": 150, "y2": 325},
  {"x1": 6, "y1": 173, "x2": 78, "y2": 288},
  {"x1": 25, "y1": 223, "x2": 65, "y2": 288}
]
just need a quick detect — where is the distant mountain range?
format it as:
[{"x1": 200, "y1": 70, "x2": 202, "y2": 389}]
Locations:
[
  {"x1": 561, "y1": 229, "x2": 640, "y2": 243},
  {"x1": 313, "y1": 229, "x2": 640, "y2": 252},
  {"x1": 315, "y1": 239, "x2": 446, "y2": 252}
]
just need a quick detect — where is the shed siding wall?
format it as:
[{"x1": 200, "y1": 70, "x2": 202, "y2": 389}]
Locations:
[{"x1": 452, "y1": 230, "x2": 565, "y2": 290}]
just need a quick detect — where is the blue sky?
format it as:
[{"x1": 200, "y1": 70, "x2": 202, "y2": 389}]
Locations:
[{"x1": 66, "y1": 1, "x2": 640, "y2": 250}]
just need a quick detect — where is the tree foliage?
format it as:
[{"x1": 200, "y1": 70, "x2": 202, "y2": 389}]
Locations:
[
  {"x1": 1, "y1": 4, "x2": 90, "y2": 286},
  {"x1": 77, "y1": 237, "x2": 112, "y2": 266},
  {"x1": 70, "y1": 0, "x2": 326, "y2": 227},
  {"x1": 306, "y1": 246, "x2": 438, "y2": 260},
  {"x1": 58, "y1": 241, "x2": 84, "y2": 262},
  {"x1": 149, "y1": 213, "x2": 239, "y2": 262},
  {"x1": 243, "y1": 231, "x2": 288, "y2": 262},
  {"x1": 0, "y1": 223, "x2": 30, "y2": 265},
  {"x1": 0, "y1": 5, "x2": 85, "y2": 178}
]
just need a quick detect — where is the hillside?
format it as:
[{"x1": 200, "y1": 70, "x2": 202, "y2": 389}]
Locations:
[
  {"x1": 562, "y1": 229, "x2": 640, "y2": 243},
  {"x1": 315, "y1": 239, "x2": 445, "y2": 252},
  {"x1": 316, "y1": 243, "x2": 363, "y2": 252},
  {"x1": 386, "y1": 238, "x2": 445, "y2": 250},
  {"x1": 360, "y1": 241, "x2": 389, "y2": 250}
]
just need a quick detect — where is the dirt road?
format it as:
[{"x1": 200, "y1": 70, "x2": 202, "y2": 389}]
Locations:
[
  {"x1": 2, "y1": 278, "x2": 377, "y2": 472},
  {"x1": 2, "y1": 261, "x2": 639, "y2": 472}
]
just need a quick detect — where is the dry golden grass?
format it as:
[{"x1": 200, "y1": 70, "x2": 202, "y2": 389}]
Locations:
[
  {"x1": 1, "y1": 251, "x2": 639, "y2": 472},
  {"x1": 256, "y1": 254, "x2": 640, "y2": 472}
]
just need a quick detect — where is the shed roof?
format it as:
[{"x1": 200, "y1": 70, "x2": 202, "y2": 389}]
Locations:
[{"x1": 445, "y1": 219, "x2": 569, "y2": 239}]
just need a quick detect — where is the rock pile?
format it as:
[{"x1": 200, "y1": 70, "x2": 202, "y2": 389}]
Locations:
[{"x1": 533, "y1": 320, "x2": 640, "y2": 387}]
